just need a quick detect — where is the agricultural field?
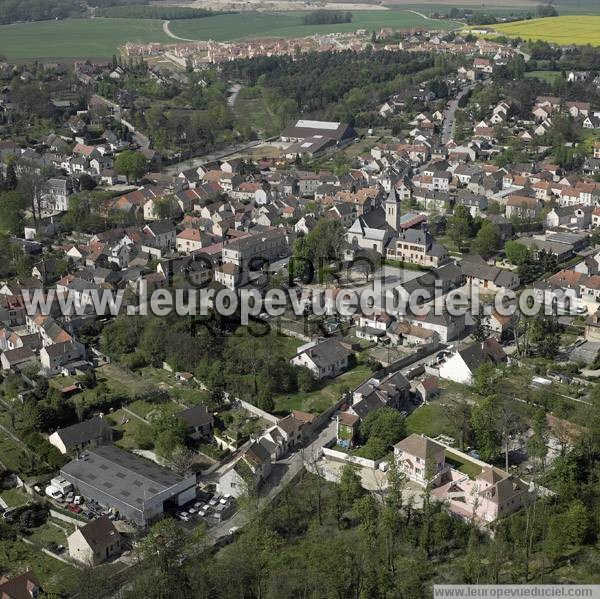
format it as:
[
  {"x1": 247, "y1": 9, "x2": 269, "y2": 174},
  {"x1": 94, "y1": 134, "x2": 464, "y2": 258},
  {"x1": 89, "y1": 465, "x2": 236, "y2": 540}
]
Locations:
[
  {"x1": 0, "y1": 11, "x2": 457, "y2": 61},
  {"x1": 164, "y1": 10, "x2": 458, "y2": 41},
  {"x1": 491, "y1": 16, "x2": 600, "y2": 46},
  {"x1": 0, "y1": 18, "x2": 170, "y2": 61}
]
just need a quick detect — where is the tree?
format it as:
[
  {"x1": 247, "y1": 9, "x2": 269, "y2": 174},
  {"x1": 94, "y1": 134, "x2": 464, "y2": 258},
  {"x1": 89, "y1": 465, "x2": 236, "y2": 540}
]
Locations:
[
  {"x1": 114, "y1": 150, "x2": 147, "y2": 183},
  {"x1": 447, "y1": 205, "x2": 473, "y2": 249},
  {"x1": 504, "y1": 240, "x2": 529, "y2": 266},
  {"x1": 360, "y1": 407, "x2": 406, "y2": 451},
  {"x1": 148, "y1": 405, "x2": 188, "y2": 459},
  {"x1": 0, "y1": 191, "x2": 26, "y2": 235},
  {"x1": 338, "y1": 464, "x2": 364, "y2": 507},
  {"x1": 446, "y1": 399, "x2": 472, "y2": 451},
  {"x1": 472, "y1": 361, "x2": 498, "y2": 395},
  {"x1": 470, "y1": 395, "x2": 501, "y2": 462},
  {"x1": 472, "y1": 221, "x2": 500, "y2": 258}
]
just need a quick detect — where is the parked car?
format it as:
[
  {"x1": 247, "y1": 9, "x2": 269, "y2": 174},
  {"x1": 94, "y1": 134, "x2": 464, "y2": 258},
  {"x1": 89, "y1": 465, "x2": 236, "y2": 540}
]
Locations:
[
  {"x1": 178, "y1": 512, "x2": 191, "y2": 522},
  {"x1": 68, "y1": 504, "x2": 82, "y2": 514},
  {"x1": 73, "y1": 496, "x2": 83, "y2": 505}
]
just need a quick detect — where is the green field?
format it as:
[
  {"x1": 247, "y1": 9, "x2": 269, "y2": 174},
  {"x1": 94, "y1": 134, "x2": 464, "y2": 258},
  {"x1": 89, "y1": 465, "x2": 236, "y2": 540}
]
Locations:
[
  {"x1": 169, "y1": 11, "x2": 457, "y2": 42},
  {"x1": 0, "y1": 18, "x2": 170, "y2": 60},
  {"x1": 0, "y1": 11, "x2": 457, "y2": 61},
  {"x1": 492, "y1": 15, "x2": 600, "y2": 46}
]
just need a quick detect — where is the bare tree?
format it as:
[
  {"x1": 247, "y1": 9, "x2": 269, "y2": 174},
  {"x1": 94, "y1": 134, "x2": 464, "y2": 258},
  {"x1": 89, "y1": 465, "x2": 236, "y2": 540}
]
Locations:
[{"x1": 17, "y1": 166, "x2": 45, "y2": 225}]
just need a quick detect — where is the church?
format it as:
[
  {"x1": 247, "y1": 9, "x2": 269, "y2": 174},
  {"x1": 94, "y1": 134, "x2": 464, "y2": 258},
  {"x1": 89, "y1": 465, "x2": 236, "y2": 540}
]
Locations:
[{"x1": 346, "y1": 187, "x2": 448, "y2": 267}]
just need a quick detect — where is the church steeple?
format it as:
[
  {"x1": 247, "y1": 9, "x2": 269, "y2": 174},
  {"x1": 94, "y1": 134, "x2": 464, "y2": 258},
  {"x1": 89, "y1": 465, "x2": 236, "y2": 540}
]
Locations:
[{"x1": 384, "y1": 185, "x2": 401, "y2": 232}]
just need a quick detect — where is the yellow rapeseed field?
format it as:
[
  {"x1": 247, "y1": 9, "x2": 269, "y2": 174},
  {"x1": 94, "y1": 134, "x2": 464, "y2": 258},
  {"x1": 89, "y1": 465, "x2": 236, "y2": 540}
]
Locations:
[{"x1": 490, "y1": 16, "x2": 600, "y2": 46}]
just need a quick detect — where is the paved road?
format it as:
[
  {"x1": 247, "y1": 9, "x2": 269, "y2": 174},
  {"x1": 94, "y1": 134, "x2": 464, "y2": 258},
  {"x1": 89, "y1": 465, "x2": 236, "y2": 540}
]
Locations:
[
  {"x1": 441, "y1": 83, "x2": 474, "y2": 144},
  {"x1": 207, "y1": 420, "x2": 337, "y2": 543}
]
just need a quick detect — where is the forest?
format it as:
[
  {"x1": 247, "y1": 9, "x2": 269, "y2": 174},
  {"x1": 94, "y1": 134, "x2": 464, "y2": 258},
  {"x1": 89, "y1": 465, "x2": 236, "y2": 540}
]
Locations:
[
  {"x1": 94, "y1": 5, "x2": 226, "y2": 19},
  {"x1": 0, "y1": 0, "x2": 84, "y2": 24},
  {"x1": 221, "y1": 50, "x2": 455, "y2": 126},
  {"x1": 302, "y1": 10, "x2": 353, "y2": 25}
]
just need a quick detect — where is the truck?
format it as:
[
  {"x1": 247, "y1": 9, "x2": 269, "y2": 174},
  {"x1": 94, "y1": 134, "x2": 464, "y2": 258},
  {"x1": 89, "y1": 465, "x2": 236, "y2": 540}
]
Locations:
[{"x1": 50, "y1": 477, "x2": 73, "y2": 495}]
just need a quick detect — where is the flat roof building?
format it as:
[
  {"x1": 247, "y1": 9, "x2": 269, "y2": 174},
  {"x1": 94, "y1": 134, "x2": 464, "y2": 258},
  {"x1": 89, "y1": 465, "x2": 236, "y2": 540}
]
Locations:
[
  {"x1": 280, "y1": 119, "x2": 357, "y2": 145},
  {"x1": 60, "y1": 445, "x2": 196, "y2": 526}
]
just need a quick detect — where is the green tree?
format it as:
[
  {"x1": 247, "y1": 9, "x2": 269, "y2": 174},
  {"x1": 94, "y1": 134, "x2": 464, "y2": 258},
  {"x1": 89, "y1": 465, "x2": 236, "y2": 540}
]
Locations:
[
  {"x1": 338, "y1": 464, "x2": 364, "y2": 507},
  {"x1": 447, "y1": 205, "x2": 474, "y2": 249},
  {"x1": 470, "y1": 395, "x2": 501, "y2": 461},
  {"x1": 114, "y1": 150, "x2": 148, "y2": 183},
  {"x1": 472, "y1": 221, "x2": 500, "y2": 258},
  {"x1": 504, "y1": 240, "x2": 529, "y2": 266}
]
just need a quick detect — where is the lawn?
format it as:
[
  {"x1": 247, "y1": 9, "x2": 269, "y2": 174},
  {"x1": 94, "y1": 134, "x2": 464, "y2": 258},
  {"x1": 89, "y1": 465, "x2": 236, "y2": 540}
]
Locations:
[
  {"x1": 106, "y1": 408, "x2": 152, "y2": 450},
  {"x1": 525, "y1": 70, "x2": 563, "y2": 84},
  {"x1": 0, "y1": 539, "x2": 78, "y2": 594},
  {"x1": 444, "y1": 449, "x2": 482, "y2": 479},
  {"x1": 234, "y1": 93, "x2": 278, "y2": 138},
  {"x1": 0, "y1": 487, "x2": 29, "y2": 508},
  {"x1": 0, "y1": 434, "x2": 29, "y2": 473},
  {"x1": 27, "y1": 522, "x2": 69, "y2": 550},
  {"x1": 0, "y1": 18, "x2": 171, "y2": 61},
  {"x1": 273, "y1": 362, "x2": 372, "y2": 415},
  {"x1": 491, "y1": 16, "x2": 600, "y2": 46},
  {"x1": 405, "y1": 403, "x2": 454, "y2": 438},
  {"x1": 169, "y1": 10, "x2": 458, "y2": 42}
]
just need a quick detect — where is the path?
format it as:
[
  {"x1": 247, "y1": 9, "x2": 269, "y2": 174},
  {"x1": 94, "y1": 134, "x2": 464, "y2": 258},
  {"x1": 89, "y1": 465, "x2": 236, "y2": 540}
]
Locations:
[{"x1": 163, "y1": 20, "x2": 198, "y2": 43}]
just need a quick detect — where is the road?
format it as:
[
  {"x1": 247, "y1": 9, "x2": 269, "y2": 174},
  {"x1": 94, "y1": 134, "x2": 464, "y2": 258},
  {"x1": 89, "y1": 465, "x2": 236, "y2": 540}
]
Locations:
[
  {"x1": 163, "y1": 20, "x2": 197, "y2": 43},
  {"x1": 206, "y1": 420, "x2": 337, "y2": 543},
  {"x1": 441, "y1": 83, "x2": 474, "y2": 144},
  {"x1": 164, "y1": 138, "x2": 276, "y2": 175}
]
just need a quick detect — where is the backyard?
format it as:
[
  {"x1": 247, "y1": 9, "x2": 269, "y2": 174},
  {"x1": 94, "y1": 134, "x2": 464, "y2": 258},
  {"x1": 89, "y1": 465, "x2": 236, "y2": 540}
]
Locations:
[{"x1": 273, "y1": 362, "x2": 372, "y2": 415}]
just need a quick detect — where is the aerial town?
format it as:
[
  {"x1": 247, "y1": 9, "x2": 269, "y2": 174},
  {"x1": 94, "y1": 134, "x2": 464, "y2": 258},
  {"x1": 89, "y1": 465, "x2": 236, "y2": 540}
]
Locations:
[{"x1": 0, "y1": 8, "x2": 600, "y2": 598}]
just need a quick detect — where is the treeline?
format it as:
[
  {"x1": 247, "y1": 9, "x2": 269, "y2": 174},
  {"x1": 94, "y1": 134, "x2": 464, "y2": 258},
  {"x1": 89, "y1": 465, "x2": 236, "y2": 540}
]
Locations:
[
  {"x1": 0, "y1": 0, "x2": 83, "y2": 24},
  {"x1": 302, "y1": 10, "x2": 352, "y2": 25},
  {"x1": 95, "y1": 5, "x2": 226, "y2": 19}
]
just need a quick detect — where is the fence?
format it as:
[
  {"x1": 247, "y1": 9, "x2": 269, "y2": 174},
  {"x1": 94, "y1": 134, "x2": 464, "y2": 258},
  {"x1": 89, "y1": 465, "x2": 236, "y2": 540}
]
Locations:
[
  {"x1": 321, "y1": 443, "x2": 384, "y2": 470},
  {"x1": 235, "y1": 399, "x2": 279, "y2": 424}
]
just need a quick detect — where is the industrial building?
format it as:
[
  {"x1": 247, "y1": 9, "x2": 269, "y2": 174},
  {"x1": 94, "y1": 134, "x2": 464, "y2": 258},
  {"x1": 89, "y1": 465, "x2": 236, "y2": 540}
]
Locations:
[{"x1": 60, "y1": 445, "x2": 196, "y2": 526}]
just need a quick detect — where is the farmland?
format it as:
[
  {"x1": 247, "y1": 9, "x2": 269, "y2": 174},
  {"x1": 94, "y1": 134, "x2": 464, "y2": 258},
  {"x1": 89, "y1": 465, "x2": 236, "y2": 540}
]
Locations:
[
  {"x1": 0, "y1": 18, "x2": 171, "y2": 61},
  {"x1": 0, "y1": 11, "x2": 457, "y2": 60},
  {"x1": 491, "y1": 16, "x2": 600, "y2": 46},
  {"x1": 168, "y1": 10, "x2": 458, "y2": 41}
]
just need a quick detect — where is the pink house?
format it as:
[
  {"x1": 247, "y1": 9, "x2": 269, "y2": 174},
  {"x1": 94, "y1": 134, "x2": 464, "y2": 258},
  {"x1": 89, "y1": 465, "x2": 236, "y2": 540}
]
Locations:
[
  {"x1": 395, "y1": 434, "x2": 528, "y2": 524},
  {"x1": 433, "y1": 465, "x2": 527, "y2": 524}
]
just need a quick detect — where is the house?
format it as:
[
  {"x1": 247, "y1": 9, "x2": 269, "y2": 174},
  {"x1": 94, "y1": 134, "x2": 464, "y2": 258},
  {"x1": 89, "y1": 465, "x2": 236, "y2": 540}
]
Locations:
[
  {"x1": 433, "y1": 464, "x2": 527, "y2": 523},
  {"x1": 177, "y1": 405, "x2": 214, "y2": 440},
  {"x1": 399, "y1": 308, "x2": 465, "y2": 343},
  {"x1": 438, "y1": 337, "x2": 507, "y2": 385},
  {"x1": 0, "y1": 346, "x2": 36, "y2": 371},
  {"x1": 394, "y1": 433, "x2": 449, "y2": 486},
  {"x1": 415, "y1": 377, "x2": 439, "y2": 402},
  {"x1": 217, "y1": 441, "x2": 272, "y2": 498},
  {"x1": 67, "y1": 516, "x2": 121, "y2": 565},
  {"x1": 0, "y1": 571, "x2": 42, "y2": 599},
  {"x1": 349, "y1": 371, "x2": 411, "y2": 420},
  {"x1": 505, "y1": 194, "x2": 542, "y2": 220},
  {"x1": 40, "y1": 341, "x2": 86, "y2": 375},
  {"x1": 461, "y1": 255, "x2": 519, "y2": 293},
  {"x1": 385, "y1": 228, "x2": 449, "y2": 268},
  {"x1": 290, "y1": 338, "x2": 352, "y2": 379},
  {"x1": 48, "y1": 416, "x2": 114, "y2": 455},
  {"x1": 176, "y1": 228, "x2": 204, "y2": 254},
  {"x1": 336, "y1": 411, "x2": 360, "y2": 448}
]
